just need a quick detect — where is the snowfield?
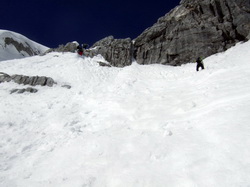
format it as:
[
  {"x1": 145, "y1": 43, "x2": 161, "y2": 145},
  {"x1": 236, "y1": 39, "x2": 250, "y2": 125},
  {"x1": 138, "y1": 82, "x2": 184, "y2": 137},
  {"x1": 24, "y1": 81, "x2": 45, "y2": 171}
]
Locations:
[{"x1": 0, "y1": 41, "x2": 250, "y2": 187}]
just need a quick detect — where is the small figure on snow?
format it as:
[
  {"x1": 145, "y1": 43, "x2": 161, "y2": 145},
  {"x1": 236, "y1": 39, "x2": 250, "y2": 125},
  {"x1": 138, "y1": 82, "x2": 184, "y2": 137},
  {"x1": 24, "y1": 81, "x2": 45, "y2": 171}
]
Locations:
[
  {"x1": 77, "y1": 43, "x2": 89, "y2": 56},
  {"x1": 196, "y1": 57, "x2": 205, "y2": 71},
  {"x1": 77, "y1": 44, "x2": 84, "y2": 56}
]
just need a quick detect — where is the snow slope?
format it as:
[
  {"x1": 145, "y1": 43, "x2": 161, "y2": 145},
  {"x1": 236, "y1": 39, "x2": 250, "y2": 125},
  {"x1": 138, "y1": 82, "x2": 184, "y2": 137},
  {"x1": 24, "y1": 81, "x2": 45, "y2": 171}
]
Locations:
[
  {"x1": 0, "y1": 41, "x2": 250, "y2": 187},
  {"x1": 0, "y1": 29, "x2": 48, "y2": 61}
]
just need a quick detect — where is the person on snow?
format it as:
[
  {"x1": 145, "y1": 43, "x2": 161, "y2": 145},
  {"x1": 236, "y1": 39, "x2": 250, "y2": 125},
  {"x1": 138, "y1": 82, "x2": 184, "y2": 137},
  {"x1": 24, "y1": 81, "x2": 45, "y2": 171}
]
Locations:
[
  {"x1": 77, "y1": 44, "x2": 84, "y2": 56},
  {"x1": 77, "y1": 43, "x2": 89, "y2": 56},
  {"x1": 196, "y1": 57, "x2": 205, "y2": 71}
]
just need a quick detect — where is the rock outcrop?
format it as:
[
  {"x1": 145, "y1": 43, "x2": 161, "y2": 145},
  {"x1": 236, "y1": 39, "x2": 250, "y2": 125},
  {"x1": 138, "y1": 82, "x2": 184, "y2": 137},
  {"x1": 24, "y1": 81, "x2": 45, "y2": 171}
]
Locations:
[
  {"x1": 0, "y1": 72, "x2": 61, "y2": 94},
  {"x1": 44, "y1": 42, "x2": 79, "y2": 54},
  {"x1": 0, "y1": 72, "x2": 56, "y2": 87},
  {"x1": 97, "y1": 61, "x2": 112, "y2": 67},
  {"x1": 91, "y1": 36, "x2": 133, "y2": 67},
  {"x1": 134, "y1": 0, "x2": 250, "y2": 65},
  {"x1": 4, "y1": 37, "x2": 40, "y2": 56},
  {"x1": 10, "y1": 87, "x2": 38, "y2": 94}
]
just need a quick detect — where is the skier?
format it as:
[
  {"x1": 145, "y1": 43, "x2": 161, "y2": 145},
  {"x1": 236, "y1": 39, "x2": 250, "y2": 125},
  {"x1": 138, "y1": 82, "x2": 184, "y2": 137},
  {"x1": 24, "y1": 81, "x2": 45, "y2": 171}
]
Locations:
[{"x1": 196, "y1": 57, "x2": 205, "y2": 71}]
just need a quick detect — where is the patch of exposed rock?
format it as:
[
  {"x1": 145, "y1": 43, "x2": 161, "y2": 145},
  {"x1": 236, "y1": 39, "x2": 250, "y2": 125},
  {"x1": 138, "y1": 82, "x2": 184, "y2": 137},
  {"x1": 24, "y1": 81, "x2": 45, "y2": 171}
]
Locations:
[
  {"x1": 0, "y1": 72, "x2": 56, "y2": 87},
  {"x1": 97, "y1": 61, "x2": 112, "y2": 67},
  {"x1": 0, "y1": 72, "x2": 70, "y2": 94},
  {"x1": 4, "y1": 37, "x2": 40, "y2": 56},
  {"x1": 10, "y1": 87, "x2": 38, "y2": 94},
  {"x1": 10, "y1": 74, "x2": 56, "y2": 87}
]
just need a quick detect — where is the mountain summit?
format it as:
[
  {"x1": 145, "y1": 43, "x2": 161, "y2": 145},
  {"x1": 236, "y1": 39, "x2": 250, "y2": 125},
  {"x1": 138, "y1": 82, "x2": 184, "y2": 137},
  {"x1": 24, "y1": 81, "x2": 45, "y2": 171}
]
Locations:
[{"x1": 0, "y1": 30, "x2": 48, "y2": 61}]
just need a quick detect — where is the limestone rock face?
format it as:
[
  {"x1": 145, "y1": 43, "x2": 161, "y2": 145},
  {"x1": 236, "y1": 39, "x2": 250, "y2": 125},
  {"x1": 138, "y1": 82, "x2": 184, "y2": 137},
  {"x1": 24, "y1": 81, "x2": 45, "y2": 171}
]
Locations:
[
  {"x1": 134, "y1": 0, "x2": 250, "y2": 65},
  {"x1": 45, "y1": 42, "x2": 79, "y2": 54},
  {"x1": 40, "y1": 0, "x2": 250, "y2": 67},
  {"x1": 91, "y1": 36, "x2": 133, "y2": 67}
]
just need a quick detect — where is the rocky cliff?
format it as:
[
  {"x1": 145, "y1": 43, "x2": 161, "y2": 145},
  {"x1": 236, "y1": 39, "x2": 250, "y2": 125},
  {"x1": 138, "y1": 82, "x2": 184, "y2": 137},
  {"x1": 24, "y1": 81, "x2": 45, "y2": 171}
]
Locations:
[
  {"x1": 40, "y1": 0, "x2": 250, "y2": 67},
  {"x1": 92, "y1": 0, "x2": 250, "y2": 67},
  {"x1": 134, "y1": 0, "x2": 250, "y2": 65}
]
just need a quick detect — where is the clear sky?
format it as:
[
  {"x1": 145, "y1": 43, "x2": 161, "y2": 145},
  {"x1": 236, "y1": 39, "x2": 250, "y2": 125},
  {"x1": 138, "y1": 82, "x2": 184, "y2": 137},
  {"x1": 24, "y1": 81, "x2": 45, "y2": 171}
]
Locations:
[{"x1": 0, "y1": 0, "x2": 180, "y2": 48}]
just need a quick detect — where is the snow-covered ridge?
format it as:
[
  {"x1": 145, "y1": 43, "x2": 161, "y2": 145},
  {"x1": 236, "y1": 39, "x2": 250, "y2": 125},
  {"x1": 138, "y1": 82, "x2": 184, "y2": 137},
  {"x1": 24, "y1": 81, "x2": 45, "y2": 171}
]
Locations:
[
  {"x1": 0, "y1": 29, "x2": 49, "y2": 61},
  {"x1": 0, "y1": 41, "x2": 250, "y2": 186}
]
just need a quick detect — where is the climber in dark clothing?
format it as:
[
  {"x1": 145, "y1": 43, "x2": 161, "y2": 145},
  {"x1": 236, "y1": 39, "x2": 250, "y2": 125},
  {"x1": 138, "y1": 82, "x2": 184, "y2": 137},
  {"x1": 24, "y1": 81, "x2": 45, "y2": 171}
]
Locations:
[
  {"x1": 196, "y1": 57, "x2": 205, "y2": 71},
  {"x1": 77, "y1": 44, "x2": 89, "y2": 56},
  {"x1": 77, "y1": 44, "x2": 84, "y2": 56}
]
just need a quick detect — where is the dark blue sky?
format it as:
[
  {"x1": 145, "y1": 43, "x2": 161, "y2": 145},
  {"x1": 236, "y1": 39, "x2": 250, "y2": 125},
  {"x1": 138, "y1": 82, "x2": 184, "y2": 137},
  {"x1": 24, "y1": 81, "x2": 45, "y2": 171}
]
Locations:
[{"x1": 0, "y1": 0, "x2": 180, "y2": 48}]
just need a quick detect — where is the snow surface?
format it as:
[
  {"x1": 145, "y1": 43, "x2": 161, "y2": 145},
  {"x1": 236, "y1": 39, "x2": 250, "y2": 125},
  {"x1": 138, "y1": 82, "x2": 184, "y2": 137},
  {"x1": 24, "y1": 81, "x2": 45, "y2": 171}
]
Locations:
[
  {"x1": 0, "y1": 41, "x2": 250, "y2": 187},
  {"x1": 0, "y1": 29, "x2": 48, "y2": 61}
]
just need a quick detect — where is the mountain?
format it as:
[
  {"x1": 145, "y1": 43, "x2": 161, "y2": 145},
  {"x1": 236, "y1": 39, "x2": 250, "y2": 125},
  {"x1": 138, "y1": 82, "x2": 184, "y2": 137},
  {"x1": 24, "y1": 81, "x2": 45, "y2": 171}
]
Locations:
[
  {"x1": 134, "y1": 0, "x2": 250, "y2": 66},
  {"x1": 0, "y1": 39, "x2": 250, "y2": 186},
  {"x1": 92, "y1": 0, "x2": 250, "y2": 67},
  {"x1": 0, "y1": 29, "x2": 49, "y2": 61}
]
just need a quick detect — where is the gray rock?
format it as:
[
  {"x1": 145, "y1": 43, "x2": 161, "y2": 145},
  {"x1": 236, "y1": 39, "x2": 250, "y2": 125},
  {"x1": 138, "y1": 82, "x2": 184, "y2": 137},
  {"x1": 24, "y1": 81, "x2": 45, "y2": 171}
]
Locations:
[
  {"x1": 97, "y1": 61, "x2": 112, "y2": 67},
  {"x1": 64, "y1": 42, "x2": 79, "y2": 52},
  {"x1": 0, "y1": 72, "x2": 11, "y2": 83},
  {"x1": 17, "y1": 89, "x2": 26, "y2": 94},
  {"x1": 23, "y1": 76, "x2": 33, "y2": 85},
  {"x1": 44, "y1": 42, "x2": 78, "y2": 54},
  {"x1": 19, "y1": 76, "x2": 29, "y2": 85},
  {"x1": 10, "y1": 89, "x2": 19, "y2": 94},
  {"x1": 31, "y1": 76, "x2": 39, "y2": 86},
  {"x1": 11, "y1": 75, "x2": 22, "y2": 84},
  {"x1": 91, "y1": 36, "x2": 133, "y2": 67},
  {"x1": 26, "y1": 87, "x2": 38, "y2": 93},
  {"x1": 46, "y1": 77, "x2": 55, "y2": 87},
  {"x1": 36, "y1": 76, "x2": 47, "y2": 86},
  {"x1": 10, "y1": 87, "x2": 38, "y2": 94},
  {"x1": 83, "y1": 49, "x2": 97, "y2": 58},
  {"x1": 134, "y1": 0, "x2": 250, "y2": 66},
  {"x1": 61, "y1": 85, "x2": 71, "y2": 89},
  {"x1": 2, "y1": 72, "x2": 57, "y2": 94},
  {"x1": 3, "y1": 73, "x2": 56, "y2": 87}
]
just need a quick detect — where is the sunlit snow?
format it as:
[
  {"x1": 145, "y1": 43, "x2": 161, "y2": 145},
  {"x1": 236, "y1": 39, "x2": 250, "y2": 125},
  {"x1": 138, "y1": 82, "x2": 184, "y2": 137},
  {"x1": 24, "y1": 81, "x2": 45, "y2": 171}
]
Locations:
[
  {"x1": 0, "y1": 29, "x2": 48, "y2": 61},
  {"x1": 0, "y1": 41, "x2": 250, "y2": 187}
]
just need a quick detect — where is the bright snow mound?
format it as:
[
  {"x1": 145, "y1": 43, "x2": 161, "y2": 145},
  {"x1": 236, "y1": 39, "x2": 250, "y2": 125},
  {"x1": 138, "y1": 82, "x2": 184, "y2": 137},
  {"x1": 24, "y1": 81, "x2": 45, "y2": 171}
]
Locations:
[
  {"x1": 0, "y1": 29, "x2": 48, "y2": 61},
  {"x1": 0, "y1": 41, "x2": 250, "y2": 187}
]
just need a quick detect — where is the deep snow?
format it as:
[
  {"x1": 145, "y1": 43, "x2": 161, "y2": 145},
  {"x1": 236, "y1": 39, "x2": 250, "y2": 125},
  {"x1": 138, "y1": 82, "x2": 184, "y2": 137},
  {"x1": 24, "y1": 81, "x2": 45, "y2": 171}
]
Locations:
[{"x1": 0, "y1": 41, "x2": 250, "y2": 187}]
